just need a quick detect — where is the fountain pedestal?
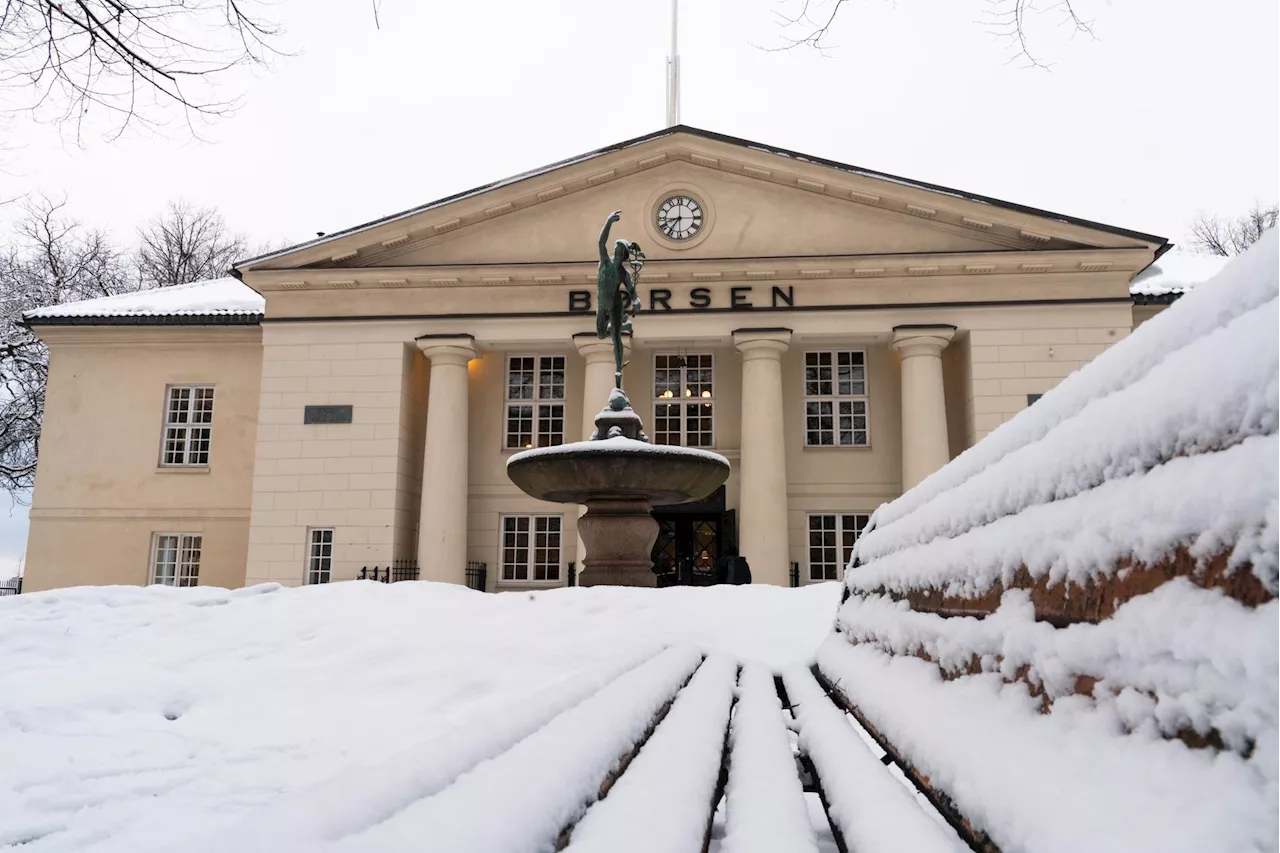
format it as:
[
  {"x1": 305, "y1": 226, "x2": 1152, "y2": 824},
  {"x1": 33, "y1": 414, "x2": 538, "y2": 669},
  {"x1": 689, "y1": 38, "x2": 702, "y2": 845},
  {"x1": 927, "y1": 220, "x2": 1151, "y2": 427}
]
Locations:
[
  {"x1": 506, "y1": 389, "x2": 730, "y2": 587},
  {"x1": 576, "y1": 498, "x2": 659, "y2": 587}
]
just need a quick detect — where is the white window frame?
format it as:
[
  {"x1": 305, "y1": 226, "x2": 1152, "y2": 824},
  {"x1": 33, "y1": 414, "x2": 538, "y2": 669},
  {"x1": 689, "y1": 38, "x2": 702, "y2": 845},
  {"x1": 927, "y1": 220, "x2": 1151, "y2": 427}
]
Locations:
[
  {"x1": 807, "y1": 512, "x2": 871, "y2": 581},
  {"x1": 503, "y1": 355, "x2": 567, "y2": 450},
  {"x1": 803, "y1": 350, "x2": 870, "y2": 448},
  {"x1": 306, "y1": 528, "x2": 334, "y2": 585},
  {"x1": 150, "y1": 532, "x2": 202, "y2": 587},
  {"x1": 498, "y1": 514, "x2": 563, "y2": 584},
  {"x1": 160, "y1": 384, "x2": 215, "y2": 466},
  {"x1": 652, "y1": 352, "x2": 715, "y2": 448}
]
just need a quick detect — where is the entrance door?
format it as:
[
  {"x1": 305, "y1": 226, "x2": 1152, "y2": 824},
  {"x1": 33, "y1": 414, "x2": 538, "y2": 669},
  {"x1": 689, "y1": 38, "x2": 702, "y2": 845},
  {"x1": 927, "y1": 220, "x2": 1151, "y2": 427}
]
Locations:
[{"x1": 652, "y1": 514, "x2": 721, "y2": 586}]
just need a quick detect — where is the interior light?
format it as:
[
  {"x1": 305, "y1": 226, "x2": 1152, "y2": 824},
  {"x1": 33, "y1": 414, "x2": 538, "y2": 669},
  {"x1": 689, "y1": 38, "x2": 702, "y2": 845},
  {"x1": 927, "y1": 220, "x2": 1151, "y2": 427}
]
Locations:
[
  {"x1": 701, "y1": 390, "x2": 711, "y2": 398},
  {"x1": 684, "y1": 388, "x2": 692, "y2": 397}
]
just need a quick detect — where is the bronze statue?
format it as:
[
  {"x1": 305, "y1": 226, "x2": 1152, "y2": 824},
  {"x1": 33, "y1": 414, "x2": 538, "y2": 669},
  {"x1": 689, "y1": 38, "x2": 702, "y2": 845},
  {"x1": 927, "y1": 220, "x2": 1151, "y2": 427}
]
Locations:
[{"x1": 597, "y1": 210, "x2": 644, "y2": 389}]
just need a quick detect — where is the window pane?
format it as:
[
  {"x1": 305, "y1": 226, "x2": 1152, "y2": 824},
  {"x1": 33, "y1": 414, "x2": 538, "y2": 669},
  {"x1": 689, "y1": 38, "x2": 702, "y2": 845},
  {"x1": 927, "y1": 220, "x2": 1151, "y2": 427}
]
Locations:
[
  {"x1": 153, "y1": 535, "x2": 178, "y2": 585},
  {"x1": 539, "y1": 356, "x2": 566, "y2": 400},
  {"x1": 654, "y1": 402, "x2": 681, "y2": 446},
  {"x1": 537, "y1": 403, "x2": 564, "y2": 447},
  {"x1": 308, "y1": 529, "x2": 333, "y2": 584},
  {"x1": 506, "y1": 404, "x2": 534, "y2": 449},
  {"x1": 507, "y1": 357, "x2": 535, "y2": 400}
]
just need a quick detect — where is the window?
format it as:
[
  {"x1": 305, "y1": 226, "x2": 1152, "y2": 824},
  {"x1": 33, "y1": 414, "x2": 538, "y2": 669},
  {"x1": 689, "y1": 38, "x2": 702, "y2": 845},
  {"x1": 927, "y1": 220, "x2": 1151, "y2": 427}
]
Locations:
[
  {"x1": 653, "y1": 353, "x2": 714, "y2": 447},
  {"x1": 161, "y1": 385, "x2": 214, "y2": 466},
  {"x1": 804, "y1": 351, "x2": 868, "y2": 447},
  {"x1": 307, "y1": 528, "x2": 334, "y2": 585},
  {"x1": 807, "y1": 513, "x2": 871, "y2": 581},
  {"x1": 151, "y1": 533, "x2": 202, "y2": 586},
  {"x1": 500, "y1": 515, "x2": 562, "y2": 582},
  {"x1": 505, "y1": 356, "x2": 566, "y2": 449}
]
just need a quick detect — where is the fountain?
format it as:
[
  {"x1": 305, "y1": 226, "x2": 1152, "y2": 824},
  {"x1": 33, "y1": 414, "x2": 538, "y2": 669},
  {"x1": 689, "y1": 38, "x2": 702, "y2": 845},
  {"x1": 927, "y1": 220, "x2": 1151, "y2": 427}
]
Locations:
[{"x1": 506, "y1": 211, "x2": 730, "y2": 586}]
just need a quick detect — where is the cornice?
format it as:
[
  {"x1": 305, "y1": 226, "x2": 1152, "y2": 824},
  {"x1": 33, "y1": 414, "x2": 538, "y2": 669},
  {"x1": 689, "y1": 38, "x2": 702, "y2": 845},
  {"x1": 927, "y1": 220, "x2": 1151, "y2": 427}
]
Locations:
[
  {"x1": 246, "y1": 247, "x2": 1149, "y2": 293},
  {"x1": 33, "y1": 325, "x2": 263, "y2": 346},
  {"x1": 263, "y1": 140, "x2": 1160, "y2": 272}
]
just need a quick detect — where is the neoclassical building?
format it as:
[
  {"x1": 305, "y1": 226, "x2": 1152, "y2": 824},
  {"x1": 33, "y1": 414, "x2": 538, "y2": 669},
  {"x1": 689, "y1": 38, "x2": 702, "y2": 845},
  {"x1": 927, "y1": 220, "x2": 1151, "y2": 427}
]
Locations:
[{"x1": 23, "y1": 126, "x2": 1181, "y2": 591}]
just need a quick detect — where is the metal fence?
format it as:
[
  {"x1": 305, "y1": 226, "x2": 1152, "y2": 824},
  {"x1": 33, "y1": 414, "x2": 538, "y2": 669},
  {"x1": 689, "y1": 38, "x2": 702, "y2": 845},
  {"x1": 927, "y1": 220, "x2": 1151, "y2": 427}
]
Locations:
[
  {"x1": 789, "y1": 562, "x2": 800, "y2": 588},
  {"x1": 356, "y1": 560, "x2": 419, "y2": 583},
  {"x1": 0, "y1": 578, "x2": 20, "y2": 596},
  {"x1": 567, "y1": 562, "x2": 577, "y2": 587},
  {"x1": 465, "y1": 561, "x2": 487, "y2": 592}
]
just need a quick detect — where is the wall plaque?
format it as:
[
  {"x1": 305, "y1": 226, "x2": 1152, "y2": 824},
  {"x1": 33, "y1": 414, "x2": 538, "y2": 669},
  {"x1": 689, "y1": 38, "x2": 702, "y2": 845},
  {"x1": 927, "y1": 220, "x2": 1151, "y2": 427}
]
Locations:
[{"x1": 304, "y1": 405, "x2": 353, "y2": 425}]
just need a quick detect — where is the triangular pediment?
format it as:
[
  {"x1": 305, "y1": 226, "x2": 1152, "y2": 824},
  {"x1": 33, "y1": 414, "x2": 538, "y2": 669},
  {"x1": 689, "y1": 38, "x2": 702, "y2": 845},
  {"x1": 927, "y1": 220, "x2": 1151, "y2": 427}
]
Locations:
[{"x1": 238, "y1": 127, "x2": 1166, "y2": 275}]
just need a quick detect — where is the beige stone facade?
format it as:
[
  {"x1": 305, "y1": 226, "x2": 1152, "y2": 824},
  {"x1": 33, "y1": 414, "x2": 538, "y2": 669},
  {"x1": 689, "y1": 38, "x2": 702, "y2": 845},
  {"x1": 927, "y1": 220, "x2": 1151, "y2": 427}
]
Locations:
[{"x1": 22, "y1": 127, "x2": 1175, "y2": 591}]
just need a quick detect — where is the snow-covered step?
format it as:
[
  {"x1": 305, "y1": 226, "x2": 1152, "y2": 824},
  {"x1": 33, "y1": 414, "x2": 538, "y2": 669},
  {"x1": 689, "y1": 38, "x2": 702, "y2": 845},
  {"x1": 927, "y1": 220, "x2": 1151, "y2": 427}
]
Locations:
[
  {"x1": 563, "y1": 654, "x2": 739, "y2": 852},
  {"x1": 333, "y1": 645, "x2": 703, "y2": 853},
  {"x1": 719, "y1": 663, "x2": 819, "y2": 853},
  {"x1": 782, "y1": 666, "x2": 966, "y2": 853}
]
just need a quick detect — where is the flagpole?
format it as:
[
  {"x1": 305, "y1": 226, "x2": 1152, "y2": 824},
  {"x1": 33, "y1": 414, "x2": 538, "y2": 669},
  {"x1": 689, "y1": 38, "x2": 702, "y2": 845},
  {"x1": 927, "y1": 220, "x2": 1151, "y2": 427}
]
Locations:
[{"x1": 666, "y1": 0, "x2": 680, "y2": 126}]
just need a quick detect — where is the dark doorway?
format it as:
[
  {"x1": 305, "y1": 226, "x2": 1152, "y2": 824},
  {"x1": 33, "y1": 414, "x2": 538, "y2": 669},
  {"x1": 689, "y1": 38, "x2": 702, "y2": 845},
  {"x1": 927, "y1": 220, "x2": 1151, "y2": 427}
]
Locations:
[{"x1": 651, "y1": 487, "x2": 736, "y2": 587}]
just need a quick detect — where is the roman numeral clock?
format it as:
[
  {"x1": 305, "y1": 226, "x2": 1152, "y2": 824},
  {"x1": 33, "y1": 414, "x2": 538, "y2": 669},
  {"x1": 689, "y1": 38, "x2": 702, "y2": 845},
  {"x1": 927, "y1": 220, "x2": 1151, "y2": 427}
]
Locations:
[{"x1": 656, "y1": 195, "x2": 704, "y2": 241}]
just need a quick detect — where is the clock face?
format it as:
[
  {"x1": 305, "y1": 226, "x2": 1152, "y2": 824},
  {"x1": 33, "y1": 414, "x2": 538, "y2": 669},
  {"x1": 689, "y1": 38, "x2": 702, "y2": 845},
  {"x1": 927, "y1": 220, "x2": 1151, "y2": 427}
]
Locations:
[{"x1": 656, "y1": 195, "x2": 704, "y2": 241}]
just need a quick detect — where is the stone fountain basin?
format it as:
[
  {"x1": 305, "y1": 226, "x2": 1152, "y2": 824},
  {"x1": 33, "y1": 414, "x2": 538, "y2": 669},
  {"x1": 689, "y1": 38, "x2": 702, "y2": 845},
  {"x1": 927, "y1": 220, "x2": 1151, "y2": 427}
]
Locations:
[{"x1": 506, "y1": 437, "x2": 730, "y2": 506}]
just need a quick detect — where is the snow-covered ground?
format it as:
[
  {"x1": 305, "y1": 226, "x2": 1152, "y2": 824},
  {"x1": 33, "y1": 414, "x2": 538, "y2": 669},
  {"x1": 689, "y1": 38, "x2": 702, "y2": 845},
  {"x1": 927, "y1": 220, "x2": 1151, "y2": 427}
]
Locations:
[{"x1": 0, "y1": 580, "x2": 839, "y2": 852}]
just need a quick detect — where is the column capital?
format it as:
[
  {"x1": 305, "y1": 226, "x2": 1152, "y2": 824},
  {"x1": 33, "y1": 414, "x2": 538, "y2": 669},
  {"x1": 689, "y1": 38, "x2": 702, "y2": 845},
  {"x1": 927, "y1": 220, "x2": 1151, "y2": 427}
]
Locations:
[
  {"x1": 416, "y1": 334, "x2": 477, "y2": 366},
  {"x1": 891, "y1": 325, "x2": 955, "y2": 357},
  {"x1": 733, "y1": 327, "x2": 792, "y2": 360},
  {"x1": 573, "y1": 331, "x2": 631, "y2": 363}
]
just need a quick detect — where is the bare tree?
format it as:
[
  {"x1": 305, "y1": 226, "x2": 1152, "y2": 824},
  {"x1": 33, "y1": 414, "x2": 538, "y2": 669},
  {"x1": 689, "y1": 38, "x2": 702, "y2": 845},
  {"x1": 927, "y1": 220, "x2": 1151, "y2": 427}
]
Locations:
[
  {"x1": 0, "y1": 195, "x2": 132, "y2": 499},
  {"x1": 768, "y1": 0, "x2": 1094, "y2": 67},
  {"x1": 1189, "y1": 203, "x2": 1280, "y2": 257},
  {"x1": 0, "y1": 0, "x2": 284, "y2": 142},
  {"x1": 136, "y1": 199, "x2": 247, "y2": 288}
]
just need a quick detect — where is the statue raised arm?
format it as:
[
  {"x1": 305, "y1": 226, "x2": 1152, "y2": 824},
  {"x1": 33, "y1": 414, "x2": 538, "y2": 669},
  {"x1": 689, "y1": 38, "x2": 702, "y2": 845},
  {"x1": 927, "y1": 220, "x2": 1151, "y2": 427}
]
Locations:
[{"x1": 595, "y1": 210, "x2": 644, "y2": 390}]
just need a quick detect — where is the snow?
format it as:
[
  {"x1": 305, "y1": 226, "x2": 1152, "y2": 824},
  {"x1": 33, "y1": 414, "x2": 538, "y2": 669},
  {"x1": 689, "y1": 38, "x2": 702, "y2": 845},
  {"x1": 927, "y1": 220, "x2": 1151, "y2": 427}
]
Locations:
[
  {"x1": 816, "y1": 636, "x2": 1278, "y2": 853},
  {"x1": 827, "y1": 231, "x2": 1280, "y2": 853},
  {"x1": 565, "y1": 654, "x2": 738, "y2": 852},
  {"x1": 859, "y1": 229, "x2": 1280, "y2": 579},
  {"x1": 719, "y1": 664, "x2": 818, "y2": 853},
  {"x1": 782, "y1": 666, "x2": 966, "y2": 853},
  {"x1": 850, "y1": 433, "x2": 1278, "y2": 598},
  {"x1": 22, "y1": 277, "x2": 264, "y2": 320},
  {"x1": 1131, "y1": 251, "x2": 1231, "y2": 297},
  {"x1": 837, "y1": 582, "x2": 1279, "y2": 753},
  {"x1": 336, "y1": 645, "x2": 703, "y2": 853},
  {"x1": 508, "y1": 435, "x2": 730, "y2": 468},
  {"x1": 0, "y1": 580, "x2": 840, "y2": 852}
]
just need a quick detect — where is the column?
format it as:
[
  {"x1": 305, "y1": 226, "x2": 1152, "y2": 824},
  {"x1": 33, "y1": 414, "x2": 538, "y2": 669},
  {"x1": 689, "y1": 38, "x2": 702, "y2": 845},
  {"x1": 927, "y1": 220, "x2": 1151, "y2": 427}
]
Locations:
[
  {"x1": 891, "y1": 325, "x2": 955, "y2": 491},
  {"x1": 733, "y1": 329, "x2": 792, "y2": 586},
  {"x1": 572, "y1": 332, "x2": 631, "y2": 571},
  {"x1": 416, "y1": 334, "x2": 478, "y2": 584}
]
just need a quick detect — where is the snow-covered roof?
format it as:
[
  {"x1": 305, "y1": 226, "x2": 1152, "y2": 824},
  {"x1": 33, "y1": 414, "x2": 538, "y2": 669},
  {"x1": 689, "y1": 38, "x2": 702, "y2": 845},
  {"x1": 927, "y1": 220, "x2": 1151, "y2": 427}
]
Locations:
[
  {"x1": 1130, "y1": 250, "x2": 1231, "y2": 298},
  {"x1": 23, "y1": 277, "x2": 264, "y2": 324}
]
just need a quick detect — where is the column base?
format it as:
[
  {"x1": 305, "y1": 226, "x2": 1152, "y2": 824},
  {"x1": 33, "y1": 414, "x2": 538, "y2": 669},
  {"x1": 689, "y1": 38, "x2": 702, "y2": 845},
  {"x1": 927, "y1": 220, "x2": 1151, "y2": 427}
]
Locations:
[{"x1": 577, "y1": 498, "x2": 659, "y2": 588}]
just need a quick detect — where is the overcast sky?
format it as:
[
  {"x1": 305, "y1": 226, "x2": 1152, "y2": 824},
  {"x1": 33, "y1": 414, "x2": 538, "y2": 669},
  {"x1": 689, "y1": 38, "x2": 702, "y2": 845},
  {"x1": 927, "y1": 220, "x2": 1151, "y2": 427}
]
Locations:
[{"x1": 1, "y1": 0, "x2": 1276, "y2": 576}]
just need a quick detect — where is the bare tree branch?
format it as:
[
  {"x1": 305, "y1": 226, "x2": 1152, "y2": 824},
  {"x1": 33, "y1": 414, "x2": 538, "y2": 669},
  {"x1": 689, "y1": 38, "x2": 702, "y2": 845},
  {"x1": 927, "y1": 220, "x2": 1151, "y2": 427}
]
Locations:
[
  {"x1": 0, "y1": 193, "x2": 132, "y2": 499},
  {"x1": 766, "y1": 0, "x2": 1096, "y2": 67},
  {"x1": 1189, "y1": 203, "x2": 1279, "y2": 257},
  {"x1": 136, "y1": 198, "x2": 248, "y2": 287},
  {"x1": 0, "y1": 0, "x2": 286, "y2": 143}
]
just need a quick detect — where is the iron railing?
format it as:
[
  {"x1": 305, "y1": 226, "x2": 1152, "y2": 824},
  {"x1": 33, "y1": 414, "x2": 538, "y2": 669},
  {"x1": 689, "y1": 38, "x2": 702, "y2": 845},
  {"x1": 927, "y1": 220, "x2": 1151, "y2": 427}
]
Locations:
[
  {"x1": 465, "y1": 561, "x2": 487, "y2": 592},
  {"x1": 357, "y1": 560, "x2": 419, "y2": 583},
  {"x1": 0, "y1": 578, "x2": 20, "y2": 596},
  {"x1": 567, "y1": 562, "x2": 577, "y2": 587},
  {"x1": 790, "y1": 562, "x2": 800, "y2": 588}
]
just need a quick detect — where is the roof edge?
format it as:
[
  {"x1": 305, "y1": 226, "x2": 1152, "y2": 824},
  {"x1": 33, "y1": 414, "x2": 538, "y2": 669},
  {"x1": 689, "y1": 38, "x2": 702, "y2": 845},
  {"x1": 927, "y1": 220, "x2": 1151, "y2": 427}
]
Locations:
[{"x1": 24, "y1": 313, "x2": 263, "y2": 328}]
